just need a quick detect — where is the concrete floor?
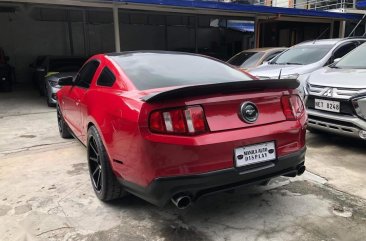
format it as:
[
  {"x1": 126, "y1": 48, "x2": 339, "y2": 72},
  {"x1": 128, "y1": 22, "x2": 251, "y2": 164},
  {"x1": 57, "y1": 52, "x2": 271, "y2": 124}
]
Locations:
[{"x1": 1, "y1": 89, "x2": 366, "y2": 241}]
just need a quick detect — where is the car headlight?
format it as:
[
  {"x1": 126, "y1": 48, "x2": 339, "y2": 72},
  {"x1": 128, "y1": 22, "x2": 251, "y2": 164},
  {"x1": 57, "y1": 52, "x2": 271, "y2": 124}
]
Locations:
[
  {"x1": 280, "y1": 73, "x2": 299, "y2": 80},
  {"x1": 352, "y1": 95, "x2": 366, "y2": 120},
  {"x1": 49, "y1": 80, "x2": 60, "y2": 88}
]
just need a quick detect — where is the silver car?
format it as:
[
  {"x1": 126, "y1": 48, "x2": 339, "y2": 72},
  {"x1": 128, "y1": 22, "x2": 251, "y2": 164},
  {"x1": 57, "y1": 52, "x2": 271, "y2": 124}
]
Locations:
[
  {"x1": 45, "y1": 72, "x2": 76, "y2": 107},
  {"x1": 248, "y1": 38, "x2": 366, "y2": 96},
  {"x1": 305, "y1": 42, "x2": 366, "y2": 140}
]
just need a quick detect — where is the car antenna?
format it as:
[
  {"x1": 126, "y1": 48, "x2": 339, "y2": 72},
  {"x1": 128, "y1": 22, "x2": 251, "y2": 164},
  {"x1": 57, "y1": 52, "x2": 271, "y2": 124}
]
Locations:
[
  {"x1": 313, "y1": 27, "x2": 329, "y2": 44},
  {"x1": 278, "y1": 69, "x2": 282, "y2": 79}
]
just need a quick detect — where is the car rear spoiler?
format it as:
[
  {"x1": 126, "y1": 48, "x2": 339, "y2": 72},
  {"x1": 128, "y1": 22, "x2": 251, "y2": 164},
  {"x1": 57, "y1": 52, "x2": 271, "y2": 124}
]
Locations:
[{"x1": 141, "y1": 79, "x2": 299, "y2": 103}]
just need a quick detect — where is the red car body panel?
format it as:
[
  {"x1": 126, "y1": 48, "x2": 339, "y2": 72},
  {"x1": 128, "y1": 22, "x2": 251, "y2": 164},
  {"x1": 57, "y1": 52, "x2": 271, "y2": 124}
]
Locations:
[{"x1": 57, "y1": 53, "x2": 307, "y2": 205}]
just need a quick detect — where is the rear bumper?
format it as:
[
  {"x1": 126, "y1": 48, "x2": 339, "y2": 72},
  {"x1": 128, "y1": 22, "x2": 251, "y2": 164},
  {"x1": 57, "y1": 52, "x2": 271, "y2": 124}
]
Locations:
[
  {"x1": 119, "y1": 147, "x2": 306, "y2": 207},
  {"x1": 307, "y1": 109, "x2": 366, "y2": 139}
]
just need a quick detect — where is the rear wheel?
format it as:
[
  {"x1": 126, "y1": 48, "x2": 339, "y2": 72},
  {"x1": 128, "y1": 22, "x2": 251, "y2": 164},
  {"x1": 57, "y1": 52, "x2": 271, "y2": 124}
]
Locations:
[
  {"x1": 87, "y1": 126, "x2": 126, "y2": 201},
  {"x1": 57, "y1": 105, "x2": 73, "y2": 139},
  {"x1": 4, "y1": 79, "x2": 12, "y2": 92}
]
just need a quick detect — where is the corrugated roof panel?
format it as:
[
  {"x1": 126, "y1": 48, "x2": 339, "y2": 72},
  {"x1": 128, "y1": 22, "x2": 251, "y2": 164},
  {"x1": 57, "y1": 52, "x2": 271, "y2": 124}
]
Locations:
[{"x1": 106, "y1": 0, "x2": 363, "y2": 20}]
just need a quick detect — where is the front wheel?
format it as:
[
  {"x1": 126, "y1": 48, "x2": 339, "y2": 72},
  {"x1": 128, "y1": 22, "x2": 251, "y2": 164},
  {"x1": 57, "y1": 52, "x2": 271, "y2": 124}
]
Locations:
[{"x1": 87, "y1": 126, "x2": 126, "y2": 201}]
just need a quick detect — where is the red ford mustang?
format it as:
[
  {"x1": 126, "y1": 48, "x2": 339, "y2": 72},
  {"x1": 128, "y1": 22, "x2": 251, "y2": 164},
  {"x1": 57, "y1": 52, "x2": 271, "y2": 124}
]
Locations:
[{"x1": 56, "y1": 52, "x2": 307, "y2": 208}]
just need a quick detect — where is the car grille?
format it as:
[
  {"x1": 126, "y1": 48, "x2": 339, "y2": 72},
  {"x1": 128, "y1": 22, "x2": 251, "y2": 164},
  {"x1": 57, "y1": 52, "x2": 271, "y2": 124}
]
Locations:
[
  {"x1": 307, "y1": 84, "x2": 362, "y2": 100},
  {"x1": 306, "y1": 96, "x2": 355, "y2": 116}
]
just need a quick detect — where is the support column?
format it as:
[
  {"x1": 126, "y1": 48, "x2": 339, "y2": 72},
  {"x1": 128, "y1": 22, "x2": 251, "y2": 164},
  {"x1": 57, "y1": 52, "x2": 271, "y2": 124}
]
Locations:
[
  {"x1": 195, "y1": 15, "x2": 198, "y2": 53},
  {"x1": 330, "y1": 20, "x2": 334, "y2": 38},
  {"x1": 164, "y1": 16, "x2": 168, "y2": 50},
  {"x1": 113, "y1": 6, "x2": 121, "y2": 52},
  {"x1": 82, "y1": 10, "x2": 89, "y2": 56},
  {"x1": 67, "y1": 10, "x2": 74, "y2": 55},
  {"x1": 254, "y1": 18, "x2": 260, "y2": 48},
  {"x1": 339, "y1": 20, "x2": 346, "y2": 38}
]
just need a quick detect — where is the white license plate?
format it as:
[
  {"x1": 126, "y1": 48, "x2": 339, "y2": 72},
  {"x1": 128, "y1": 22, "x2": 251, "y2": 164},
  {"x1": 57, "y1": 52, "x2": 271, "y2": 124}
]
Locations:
[
  {"x1": 314, "y1": 99, "x2": 340, "y2": 113},
  {"x1": 234, "y1": 142, "x2": 276, "y2": 167}
]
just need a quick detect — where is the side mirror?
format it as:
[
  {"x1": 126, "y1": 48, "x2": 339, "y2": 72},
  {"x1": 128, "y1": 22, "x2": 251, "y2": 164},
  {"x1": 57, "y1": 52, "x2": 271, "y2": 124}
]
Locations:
[
  {"x1": 333, "y1": 58, "x2": 341, "y2": 64},
  {"x1": 58, "y1": 76, "x2": 74, "y2": 86},
  {"x1": 262, "y1": 61, "x2": 269, "y2": 65}
]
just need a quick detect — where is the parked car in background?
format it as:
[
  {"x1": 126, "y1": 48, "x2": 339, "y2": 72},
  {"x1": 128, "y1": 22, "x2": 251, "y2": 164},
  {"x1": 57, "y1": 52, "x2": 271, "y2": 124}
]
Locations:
[
  {"x1": 305, "y1": 43, "x2": 366, "y2": 140},
  {"x1": 227, "y1": 47, "x2": 286, "y2": 71},
  {"x1": 0, "y1": 47, "x2": 15, "y2": 92},
  {"x1": 248, "y1": 38, "x2": 366, "y2": 97},
  {"x1": 56, "y1": 51, "x2": 307, "y2": 208},
  {"x1": 45, "y1": 72, "x2": 77, "y2": 107},
  {"x1": 30, "y1": 55, "x2": 46, "y2": 90},
  {"x1": 30, "y1": 56, "x2": 86, "y2": 96}
]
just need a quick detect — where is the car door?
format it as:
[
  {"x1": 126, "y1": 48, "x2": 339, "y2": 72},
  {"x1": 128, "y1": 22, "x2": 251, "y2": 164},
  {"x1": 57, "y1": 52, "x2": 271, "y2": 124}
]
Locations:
[{"x1": 63, "y1": 60, "x2": 100, "y2": 137}]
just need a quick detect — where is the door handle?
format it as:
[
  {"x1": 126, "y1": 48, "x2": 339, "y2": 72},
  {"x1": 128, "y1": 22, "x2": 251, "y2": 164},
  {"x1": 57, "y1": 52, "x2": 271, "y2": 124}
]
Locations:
[{"x1": 76, "y1": 99, "x2": 80, "y2": 106}]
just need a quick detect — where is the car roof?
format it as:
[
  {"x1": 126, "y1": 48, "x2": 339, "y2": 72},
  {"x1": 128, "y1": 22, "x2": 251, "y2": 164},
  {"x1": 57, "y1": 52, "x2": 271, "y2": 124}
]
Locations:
[
  {"x1": 107, "y1": 51, "x2": 213, "y2": 57},
  {"x1": 106, "y1": 51, "x2": 230, "y2": 63},
  {"x1": 297, "y1": 37, "x2": 366, "y2": 47},
  {"x1": 240, "y1": 47, "x2": 287, "y2": 52}
]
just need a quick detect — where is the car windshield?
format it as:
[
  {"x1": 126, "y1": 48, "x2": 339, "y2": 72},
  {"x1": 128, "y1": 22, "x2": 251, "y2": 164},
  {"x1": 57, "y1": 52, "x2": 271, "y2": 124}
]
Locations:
[
  {"x1": 335, "y1": 44, "x2": 366, "y2": 69},
  {"x1": 228, "y1": 52, "x2": 264, "y2": 68},
  {"x1": 271, "y1": 44, "x2": 333, "y2": 65},
  {"x1": 110, "y1": 52, "x2": 253, "y2": 90},
  {"x1": 49, "y1": 58, "x2": 86, "y2": 72}
]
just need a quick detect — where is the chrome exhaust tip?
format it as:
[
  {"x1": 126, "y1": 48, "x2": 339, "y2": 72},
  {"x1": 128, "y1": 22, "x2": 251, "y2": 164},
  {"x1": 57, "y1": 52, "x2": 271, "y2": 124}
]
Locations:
[{"x1": 171, "y1": 195, "x2": 192, "y2": 209}]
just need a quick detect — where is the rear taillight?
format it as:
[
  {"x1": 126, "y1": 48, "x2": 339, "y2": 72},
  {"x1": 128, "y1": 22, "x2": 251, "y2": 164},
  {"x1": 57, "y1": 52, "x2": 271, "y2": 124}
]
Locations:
[
  {"x1": 281, "y1": 95, "x2": 305, "y2": 120},
  {"x1": 149, "y1": 106, "x2": 208, "y2": 135}
]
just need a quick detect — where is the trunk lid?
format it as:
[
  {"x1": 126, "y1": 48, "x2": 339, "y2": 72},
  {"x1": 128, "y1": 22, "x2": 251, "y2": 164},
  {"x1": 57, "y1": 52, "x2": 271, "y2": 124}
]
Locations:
[{"x1": 194, "y1": 91, "x2": 287, "y2": 132}]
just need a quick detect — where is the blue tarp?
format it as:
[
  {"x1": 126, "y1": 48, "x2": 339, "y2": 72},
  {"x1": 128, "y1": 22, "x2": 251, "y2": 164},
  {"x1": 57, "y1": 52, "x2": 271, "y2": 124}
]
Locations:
[
  {"x1": 107, "y1": 0, "x2": 363, "y2": 20},
  {"x1": 356, "y1": 0, "x2": 366, "y2": 9}
]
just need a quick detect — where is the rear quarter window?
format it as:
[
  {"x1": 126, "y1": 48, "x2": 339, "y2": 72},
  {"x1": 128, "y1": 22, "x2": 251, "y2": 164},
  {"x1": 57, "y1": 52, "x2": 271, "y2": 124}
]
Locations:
[{"x1": 97, "y1": 67, "x2": 116, "y2": 87}]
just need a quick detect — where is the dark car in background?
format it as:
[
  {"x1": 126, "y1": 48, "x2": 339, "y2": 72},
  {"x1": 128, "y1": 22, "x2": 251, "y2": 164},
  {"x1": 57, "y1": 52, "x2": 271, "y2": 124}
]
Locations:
[
  {"x1": 30, "y1": 56, "x2": 86, "y2": 97},
  {"x1": 0, "y1": 47, "x2": 15, "y2": 92}
]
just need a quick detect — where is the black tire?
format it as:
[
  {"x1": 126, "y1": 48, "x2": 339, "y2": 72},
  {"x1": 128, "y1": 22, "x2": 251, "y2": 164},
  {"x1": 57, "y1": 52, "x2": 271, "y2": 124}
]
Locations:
[
  {"x1": 3, "y1": 73, "x2": 12, "y2": 92},
  {"x1": 2, "y1": 82, "x2": 11, "y2": 92},
  {"x1": 57, "y1": 105, "x2": 73, "y2": 139},
  {"x1": 307, "y1": 127, "x2": 321, "y2": 134},
  {"x1": 87, "y1": 125, "x2": 126, "y2": 201}
]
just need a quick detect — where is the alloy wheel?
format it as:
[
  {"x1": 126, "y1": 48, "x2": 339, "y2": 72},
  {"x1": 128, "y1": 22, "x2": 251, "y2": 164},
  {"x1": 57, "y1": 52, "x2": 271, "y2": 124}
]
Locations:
[
  {"x1": 88, "y1": 136, "x2": 103, "y2": 192},
  {"x1": 57, "y1": 108, "x2": 63, "y2": 134}
]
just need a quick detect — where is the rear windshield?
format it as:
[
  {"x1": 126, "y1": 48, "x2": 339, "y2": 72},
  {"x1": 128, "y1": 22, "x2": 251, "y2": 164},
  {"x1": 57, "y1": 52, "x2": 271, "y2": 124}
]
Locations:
[
  {"x1": 110, "y1": 52, "x2": 253, "y2": 90},
  {"x1": 228, "y1": 52, "x2": 264, "y2": 68},
  {"x1": 49, "y1": 58, "x2": 86, "y2": 72}
]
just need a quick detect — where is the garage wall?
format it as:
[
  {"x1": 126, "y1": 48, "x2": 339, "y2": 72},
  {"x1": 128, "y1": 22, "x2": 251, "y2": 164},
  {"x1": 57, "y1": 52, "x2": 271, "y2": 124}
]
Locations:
[
  {"x1": 0, "y1": 5, "x2": 115, "y2": 83},
  {"x1": 0, "y1": 4, "x2": 252, "y2": 84},
  {"x1": 0, "y1": 9, "x2": 70, "y2": 82}
]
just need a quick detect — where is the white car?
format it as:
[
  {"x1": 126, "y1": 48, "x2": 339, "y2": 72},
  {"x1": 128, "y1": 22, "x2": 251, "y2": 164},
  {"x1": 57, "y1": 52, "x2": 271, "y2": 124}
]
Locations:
[{"x1": 249, "y1": 38, "x2": 366, "y2": 96}]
